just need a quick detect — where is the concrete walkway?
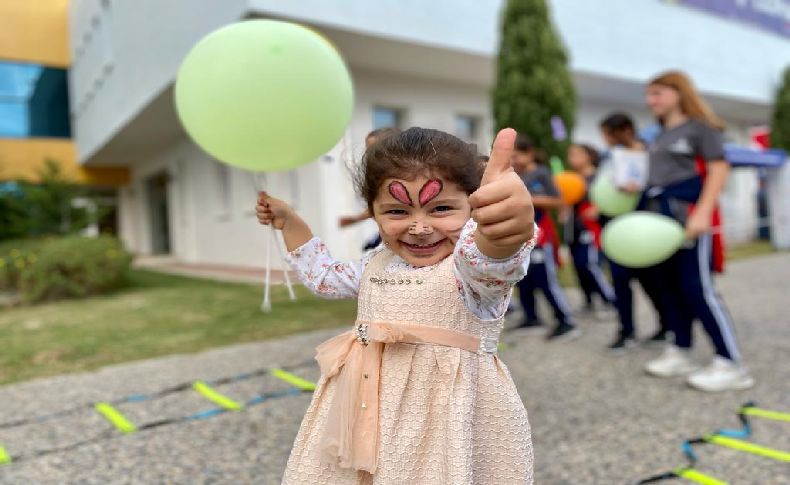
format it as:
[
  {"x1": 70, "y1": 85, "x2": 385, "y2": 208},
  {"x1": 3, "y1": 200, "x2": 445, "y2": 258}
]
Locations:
[
  {"x1": 1, "y1": 253, "x2": 788, "y2": 484},
  {"x1": 134, "y1": 256, "x2": 295, "y2": 285}
]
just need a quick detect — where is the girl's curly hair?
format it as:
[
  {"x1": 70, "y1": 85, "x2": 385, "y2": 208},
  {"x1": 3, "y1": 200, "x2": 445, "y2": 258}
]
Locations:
[{"x1": 353, "y1": 127, "x2": 482, "y2": 213}]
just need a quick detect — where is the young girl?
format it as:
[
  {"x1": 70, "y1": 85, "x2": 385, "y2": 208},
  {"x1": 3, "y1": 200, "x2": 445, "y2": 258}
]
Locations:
[
  {"x1": 640, "y1": 71, "x2": 754, "y2": 391},
  {"x1": 598, "y1": 113, "x2": 672, "y2": 351},
  {"x1": 510, "y1": 134, "x2": 578, "y2": 341},
  {"x1": 565, "y1": 143, "x2": 616, "y2": 316},
  {"x1": 258, "y1": 127, "x2": 537, "y2": 483}
]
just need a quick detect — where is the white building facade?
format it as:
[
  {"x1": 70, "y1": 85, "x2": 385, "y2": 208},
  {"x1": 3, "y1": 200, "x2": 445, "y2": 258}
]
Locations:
[{"x1": 68, "y1": 0, "x2": 790, "y2": 268}]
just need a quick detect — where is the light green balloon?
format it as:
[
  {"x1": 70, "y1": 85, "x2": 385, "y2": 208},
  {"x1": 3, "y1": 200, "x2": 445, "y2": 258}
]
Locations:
[
  {"x1": 175, "y1": 20, "x2": 354, "y2": 172},
  {"x1": 602, "y1": 212, "x2": 685, "y2": 268},
  {"x1": 590, "y1": 171, "x2": 639, "y2": 217}
]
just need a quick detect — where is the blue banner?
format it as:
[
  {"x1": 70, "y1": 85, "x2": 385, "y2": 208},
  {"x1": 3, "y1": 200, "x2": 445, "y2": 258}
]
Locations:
[{"x1": 671, "y1": 0, "x2": 790, "y2": 38}]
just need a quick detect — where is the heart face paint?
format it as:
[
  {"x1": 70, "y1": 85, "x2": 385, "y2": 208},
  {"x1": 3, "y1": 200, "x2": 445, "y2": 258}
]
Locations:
[
  {"x1": 418, "y1": 179, "x2": 443, "y2": 207},
  {"x1": 388, "y1": 179, "x2": 443, "y2": 208},
  {"x1": 388, "y1": 181, "x2": 413, "y2": 206}
]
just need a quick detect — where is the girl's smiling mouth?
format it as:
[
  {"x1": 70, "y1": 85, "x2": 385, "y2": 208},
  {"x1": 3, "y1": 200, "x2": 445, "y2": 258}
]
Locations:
[{"x1": 400, "y1": 238, "x2": 447, "y2": 256}]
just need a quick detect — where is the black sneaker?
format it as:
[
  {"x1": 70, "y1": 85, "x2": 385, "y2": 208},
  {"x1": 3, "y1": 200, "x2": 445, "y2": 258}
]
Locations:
[
  {"x1": 546, "y1": 322, "x2": 581, "y2": 341},
  {"x1": 643, "y1": 328, "x2": 669, "y2": 347},
  {"x1": 508, "y1": 318, "x2": 543, "y2": 332},
  {"x1": 607, "y1": 334, "x2": 637, "y2": 353}
]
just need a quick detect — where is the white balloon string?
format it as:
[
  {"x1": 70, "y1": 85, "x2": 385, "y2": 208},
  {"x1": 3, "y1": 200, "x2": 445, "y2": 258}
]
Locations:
[
  {"x1": 262, "y1": 229, "x2": 272, "y2": 313},
  {"x1": 252, "y1": 172, "x2": 296, "y2": 311},
  {"x1": 271, "y1": 228, "x2": 296, "y2": 300}
]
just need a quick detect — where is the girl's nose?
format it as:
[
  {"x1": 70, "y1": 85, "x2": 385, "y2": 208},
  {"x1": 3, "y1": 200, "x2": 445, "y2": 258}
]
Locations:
[{"x1": 409, "y1": 220, "x2": 434, "y2": 236}]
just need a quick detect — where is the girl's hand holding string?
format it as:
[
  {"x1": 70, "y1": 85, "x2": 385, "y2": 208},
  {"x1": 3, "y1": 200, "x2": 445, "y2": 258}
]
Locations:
[
  {"x1": 256, "y1": 191, "x2": 314, "y2": 252},
  {"x1": 256, "y1": 191, "x2": 292, "y2": 229},
  {"x1": 469, "y1": 128, "x2": 536, "y2": 259}
]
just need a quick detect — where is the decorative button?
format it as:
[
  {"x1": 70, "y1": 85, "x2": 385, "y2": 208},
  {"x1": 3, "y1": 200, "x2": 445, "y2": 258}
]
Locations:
[
  {"x1": 361, "y1": 403, "x2": 367, "y2": 409},
  {"x1": 368, "y1": 275, "x2": 426, "y2": 285},
  {"x1": 480, "y1": 337, "x2": 498, "y2": 354},
  {"x1": 355, "y1": 323, "x2": 370, "y2": 346}
]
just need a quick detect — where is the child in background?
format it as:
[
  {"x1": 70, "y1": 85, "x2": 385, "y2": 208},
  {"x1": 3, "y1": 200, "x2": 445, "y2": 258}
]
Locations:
[
  {"x1": 510, "y1": 133, "x2": 578, "y2": 341},
  {"x1": 338, "y1": 127, "x2": 401, "y2": 250},
  {"x1": 598, "y1": 113, "x2": 671, "y2": 351},
  {"x1": 565, "y1": 143, "x2": 616, "y2": 317},
  {"x1": 641, "y1": 71, "x2": 753, "y2": 391},
  {"x1": 259, "y1": 127, "x2": 536, "y2": 483}
]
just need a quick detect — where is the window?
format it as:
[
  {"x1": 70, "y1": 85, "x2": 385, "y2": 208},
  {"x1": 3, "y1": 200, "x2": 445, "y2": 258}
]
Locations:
[
  {"x1": 0, "y1": 60, "x2": 71, "y2": 138},
  {"x1": 455, "y1": 114, "x2": 480, "y2": 143},
  {"x1": 372, "y1": 106, "x2": 403, "y2": 130}
]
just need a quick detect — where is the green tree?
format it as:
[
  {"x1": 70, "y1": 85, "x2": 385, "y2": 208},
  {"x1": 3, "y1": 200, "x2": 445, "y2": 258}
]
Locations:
[
  {"x1": 771, "y1": 66, "x2": 790, "y2": 151},
  {"x1": 493, "y1": 0, "x2": 576, "y2": 159},
  {"x1": 0, "y1": 183, "x2": 29, "y2": 240},
  {"x1": 25, "y1": 159, "x2": 86, "y2": 236},
  {"x1": 0, "y1": 159, "x2": 90, "y2": 241}
]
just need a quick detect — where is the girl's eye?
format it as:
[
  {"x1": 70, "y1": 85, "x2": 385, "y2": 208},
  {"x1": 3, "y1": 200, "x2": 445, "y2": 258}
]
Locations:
[
  {"x1": 386, "y1": 209, "x2": 408, "y2": 215},
  {"x1": 433, "y1": 206, "x2": 453, "y2": 213}
]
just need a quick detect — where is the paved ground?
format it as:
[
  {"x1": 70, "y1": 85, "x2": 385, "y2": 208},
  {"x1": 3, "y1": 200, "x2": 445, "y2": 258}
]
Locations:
[{"x1": 0, "y1": 253, "x2": 788, "y2": 484}]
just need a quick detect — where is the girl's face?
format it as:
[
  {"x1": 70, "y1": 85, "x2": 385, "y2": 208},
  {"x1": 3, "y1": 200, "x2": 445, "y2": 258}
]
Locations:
[
  {"x1": 372, "y1": 175, "x2": 471, "y2": 267},
  {"x1": 567, "y1": 145, "x2": 591, "y2": 171},
  {"x1": 645, "y1": 84, "x2": 680, "y2": 118}
]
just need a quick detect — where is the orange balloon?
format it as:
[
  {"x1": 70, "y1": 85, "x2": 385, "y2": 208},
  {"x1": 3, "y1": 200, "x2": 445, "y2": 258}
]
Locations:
[{"x1": 553, "y1": 172, "x2": 587, "y2": 205}]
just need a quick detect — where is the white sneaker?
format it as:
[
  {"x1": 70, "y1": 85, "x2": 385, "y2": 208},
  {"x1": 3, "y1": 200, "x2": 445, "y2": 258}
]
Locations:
[
  {"x1": 593, "y1": 306, "x2": 617, "y2": 322},
  {"x1": 645, "y1": 346, "x2": 700, "y2": 378},
  {"x1": 687, "y1": 356, "x2": 755, "y2": 392}
]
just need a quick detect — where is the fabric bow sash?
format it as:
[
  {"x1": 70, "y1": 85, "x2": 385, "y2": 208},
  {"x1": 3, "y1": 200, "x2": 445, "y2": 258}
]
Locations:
[{"x1": 314, "y1": 320, "x2": 484, "y2": 474}]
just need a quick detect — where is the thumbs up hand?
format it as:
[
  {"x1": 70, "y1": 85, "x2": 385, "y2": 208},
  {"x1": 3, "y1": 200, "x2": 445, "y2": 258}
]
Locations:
[{"x1": 469, "y1": 128, "x2": 535, "y2": 259}]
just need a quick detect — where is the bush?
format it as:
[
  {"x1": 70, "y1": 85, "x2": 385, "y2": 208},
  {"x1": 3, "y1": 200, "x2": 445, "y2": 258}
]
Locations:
[
  {"x1": 5, "y1": 236, "x2": 132, "y2": 303},
  {"x1": 0, "y1": 239, "x2": 45, "y2": 291}
]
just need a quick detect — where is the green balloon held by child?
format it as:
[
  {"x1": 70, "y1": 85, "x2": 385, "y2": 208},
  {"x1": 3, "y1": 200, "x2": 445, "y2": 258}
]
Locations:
[
  {"x1": 175, "y1": 20, "x2": 354, "y2": 172},
  {"x1": 589, "y1": 169, "x2": 639, "y2": 217},
  {"x1": 602, "y1": 212, "x2": 685, "y2": 268}
]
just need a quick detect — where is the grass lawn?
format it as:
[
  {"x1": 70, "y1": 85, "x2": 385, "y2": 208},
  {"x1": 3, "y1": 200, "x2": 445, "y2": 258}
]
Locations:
[{"x1": 0, "y1": 270, "x2": 356, "y2": 386}]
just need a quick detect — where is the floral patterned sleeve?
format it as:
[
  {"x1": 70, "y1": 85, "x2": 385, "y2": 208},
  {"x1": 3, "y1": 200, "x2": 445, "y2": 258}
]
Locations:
[
  {"x1": 453, "y1": 219, "x2": 539, "y2": 320},
  {"x1": 284, "y1": 237, "x2": 383, "y2": 299}
]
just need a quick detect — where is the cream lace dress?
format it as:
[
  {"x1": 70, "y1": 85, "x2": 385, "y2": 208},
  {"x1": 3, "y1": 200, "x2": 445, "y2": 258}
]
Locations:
[{"x1": 281, "y1": 220, "x2": 535, "y2": 485}]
